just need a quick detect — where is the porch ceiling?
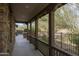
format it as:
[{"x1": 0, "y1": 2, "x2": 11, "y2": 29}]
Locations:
[{"x1": 11, "y1": 3, "x2": 49, "y2": 22}]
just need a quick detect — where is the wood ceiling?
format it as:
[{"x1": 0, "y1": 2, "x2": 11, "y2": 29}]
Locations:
[{"x1": 11, "y1": 3, "x2": 49, "y2": 22}]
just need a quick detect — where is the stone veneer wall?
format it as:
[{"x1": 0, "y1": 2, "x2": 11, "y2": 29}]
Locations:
[{"x1": 0, "y1": 4, "x2": 15, "y2": 55}]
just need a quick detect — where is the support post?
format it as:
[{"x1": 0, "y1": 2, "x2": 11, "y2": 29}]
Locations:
[
  {"x1": 30, "y1": 22, "x2": 32, "y2": 43},
  {"x1": 35, "y1": 18, "x2": 38, "y2": 50},
  {"x1": 27, "y1": 23, "x2": 28, "y2": 40},
  {"x1": 49, "y1": 11, "x2": 55, "y2": 56}
]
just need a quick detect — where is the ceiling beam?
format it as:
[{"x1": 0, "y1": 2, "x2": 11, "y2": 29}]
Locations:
[{"x1": 28, "y1": 3, "x2": 66, "y2": 23}]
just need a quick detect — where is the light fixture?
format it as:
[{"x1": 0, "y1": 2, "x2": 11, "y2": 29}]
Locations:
[{"x1": 25, "y1": 6, "x2": 29, "y2": 8}]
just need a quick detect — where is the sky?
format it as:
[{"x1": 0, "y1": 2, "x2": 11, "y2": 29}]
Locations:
[{"x1": 16, "y1": 23, "x2": 26, "y2": 26}]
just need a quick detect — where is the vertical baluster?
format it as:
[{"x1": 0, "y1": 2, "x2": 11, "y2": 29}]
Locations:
[
  {"x1": 67, "y1": 33, "x2": 69, "y2": 51},
  {"x1": 70, "y1": 33, "x2": 72, "y2": 54},
  {"x1": 58, "y1": 51, "x2": 60, "y2": 56},
  {"x1": 74, "y1": 34, "x2": 76, "y2": 55},
  {"x1": 72, "y1": 34, "x2": 74, "y2": 54},
  {"x1": 71, "y1": 33, "x2": 73, "y2": 54},
  {"x1": 69, "y1": 33, "x2": 71, "y2": 53},
  {"x1": 73, "y1": 34, "x2": 74, "y2": 54},
  {"x1": 52, "y1": 48, "x2": 54, "y2": 56},
  {"x1": 77, "y1": 34, "x2": 79, "y2": 55},
  {"x1": 61, "y1": 33, "x2": 62, "y2": 48}
]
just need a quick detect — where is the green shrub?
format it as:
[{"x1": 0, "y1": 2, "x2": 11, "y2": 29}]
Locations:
[{"x1": 70, "y1": 34, "x2": 79, "y2": 45}]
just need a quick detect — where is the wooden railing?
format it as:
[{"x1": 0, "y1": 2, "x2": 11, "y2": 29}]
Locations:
[
  {"x1": 51, "y1": 45, "x2": 75, "y2": 56},
  {"x1": 54, "y1": 33, "x2": 79, "y2": 55},
  {"x1": 28, "y1": 35, "x2": 74, "y2": 56},
  {"x1": 0, "y1": 53, "x2": 9, "y2": 56}
]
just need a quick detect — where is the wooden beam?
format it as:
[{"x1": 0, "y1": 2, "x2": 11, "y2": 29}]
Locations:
[
  {"x1": 49, "y1": 12, "x2": 52, "y2": 56},
  {"x1": 29, "y1": 21, "x2": 32, "y2": 43},
  {"x1": 29, "y1": 3, "x2": 66, "y2": 22},
  {"x1": 26, "y1": 23, "x2": 28, "y2": 40},
  {"x1": 16, "y1": 21, "x2": 28, "y2": 24},
  {"x1": 35, "y1": 18, "x2": 38, "y2": 50}
]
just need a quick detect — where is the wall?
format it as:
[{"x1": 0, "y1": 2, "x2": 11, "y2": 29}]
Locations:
[{"x1": 0, "y1": 4, "x2": 15, "y2": 55}]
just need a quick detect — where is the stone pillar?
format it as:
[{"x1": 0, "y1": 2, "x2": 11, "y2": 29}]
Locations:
[
  {"x1": 0, "y1": 4, "x2": 10, "y2": 54},
  {"x1": 0, "y1": 4, "x2": 15, "y2": 55}
]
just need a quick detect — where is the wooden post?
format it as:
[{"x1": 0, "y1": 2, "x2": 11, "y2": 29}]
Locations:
[
  {"x1": 10, "y1": 15, "x2": 12, "y2": 43},
  {"x1": 49, "y1": 11, "x2": 55, "y2": 56},
  {"x1": 26, "y1": 23, "x2": 28, "y2": 31},
  {"x1": 30, "y1": 22, "x2": 32, "y2": 32},
  {"x1": 27, "y1": 23, "x2": 28, "y2": 40},
  {"x1": 49, "y1": 12, "x2": 52, "y2": 56},
  {"x1": 30, "y1": 22, "x2": 32, "y2": 43},
  {"x1": 61, "y1": 33, "x2": 62, "y2": 48},
  {"x1": 35, "y1": 18, "x2": 38, "y2": 50}
]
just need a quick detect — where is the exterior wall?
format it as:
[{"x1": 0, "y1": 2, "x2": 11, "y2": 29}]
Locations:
[
  {"x1": 10, "y1": 16, "x2": 15, "y2": 54},
  {"x1": 0, "y1": 4, "x2": 15, "y2": 55}
]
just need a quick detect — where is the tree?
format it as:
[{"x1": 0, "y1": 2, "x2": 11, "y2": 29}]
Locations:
[
  {"x1": 55, "y1": 4, "x2": 79, "y2": 52},
  {"x1": 55, "y1": 4, "x2": 78, "y2": 33}
]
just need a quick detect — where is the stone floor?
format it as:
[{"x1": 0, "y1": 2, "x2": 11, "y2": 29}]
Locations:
[{"x1": 12, "y1": 34, "x2": 43, "y2": 56}]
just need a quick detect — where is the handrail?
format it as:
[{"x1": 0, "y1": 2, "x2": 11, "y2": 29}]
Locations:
[
  {"x1": 38, "y1": 32, "x2": 79, "y2": 35},
  {"x1": 28, "y1": 35, "x2": 75, "y2": 56},
  {"x1": 51, "y1": 46, "x2": 76, "y2": 56},
  {"x1": 0, "y1": 53, "x2": 9, "y2": 56},
  {"x1": 29, "y1": 35, "x2": 48, "y2": 46}
]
